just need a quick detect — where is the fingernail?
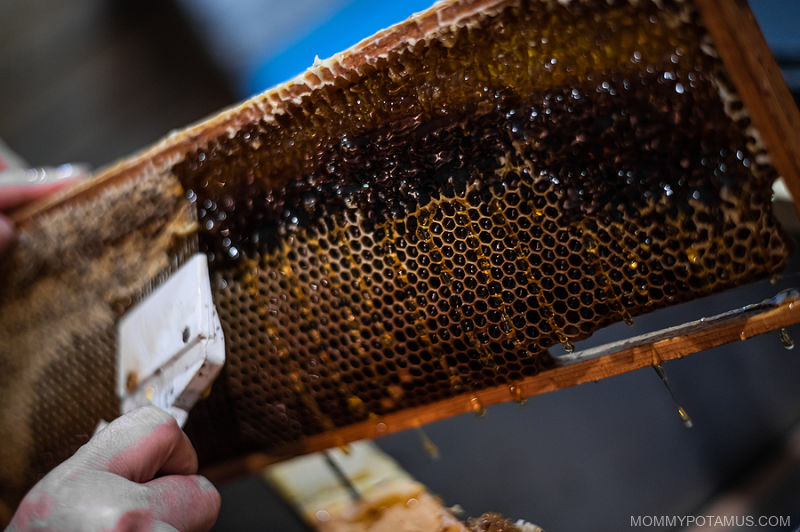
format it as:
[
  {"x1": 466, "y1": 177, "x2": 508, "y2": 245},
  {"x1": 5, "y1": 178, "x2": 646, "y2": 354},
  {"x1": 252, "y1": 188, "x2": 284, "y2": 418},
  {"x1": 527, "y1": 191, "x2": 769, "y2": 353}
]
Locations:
[{"x1": 197, "y1": 475, "x2": 216, "y2": 492}]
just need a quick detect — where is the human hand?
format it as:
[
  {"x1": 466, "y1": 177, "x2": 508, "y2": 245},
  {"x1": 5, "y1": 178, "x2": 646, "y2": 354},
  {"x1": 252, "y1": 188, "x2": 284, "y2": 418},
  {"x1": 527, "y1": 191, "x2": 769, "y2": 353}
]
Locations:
[
  {"x1": 0, "y1": 165, "x2": 83, "y2": 254},
  {"x1": 7, "y1": 406, "x2": 221, "y2": 532}
]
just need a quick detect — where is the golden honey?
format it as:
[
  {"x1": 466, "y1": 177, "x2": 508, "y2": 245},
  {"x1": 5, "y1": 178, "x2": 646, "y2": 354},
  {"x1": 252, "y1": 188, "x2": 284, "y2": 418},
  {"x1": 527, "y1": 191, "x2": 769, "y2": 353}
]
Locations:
[{"x1": 169, "y1": 0, "x2": 790, "y2": 459}]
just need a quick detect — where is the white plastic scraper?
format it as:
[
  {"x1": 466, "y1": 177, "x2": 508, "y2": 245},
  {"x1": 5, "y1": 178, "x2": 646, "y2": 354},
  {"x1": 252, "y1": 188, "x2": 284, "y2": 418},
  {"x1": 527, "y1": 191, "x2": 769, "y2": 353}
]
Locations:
[{"x1": 117, "y1": 254, "x2": 225, "y2": 427}]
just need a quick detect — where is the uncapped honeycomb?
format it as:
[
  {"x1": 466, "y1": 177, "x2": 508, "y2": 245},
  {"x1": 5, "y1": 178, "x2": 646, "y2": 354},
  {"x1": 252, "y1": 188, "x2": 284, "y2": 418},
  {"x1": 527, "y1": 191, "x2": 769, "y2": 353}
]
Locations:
[{"x1": 175, "y1": 0, "x2": 791, "y2": 461}]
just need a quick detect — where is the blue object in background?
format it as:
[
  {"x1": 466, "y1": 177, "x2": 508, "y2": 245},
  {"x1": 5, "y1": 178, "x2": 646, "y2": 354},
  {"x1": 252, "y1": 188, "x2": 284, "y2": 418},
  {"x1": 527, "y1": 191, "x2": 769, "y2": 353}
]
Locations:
[
  {"x1": 749, "y1": 0, "x2": 800, "y2": 91},
  {"x1": 247, "y1": 0, "x2": 434, "y2": 96}
]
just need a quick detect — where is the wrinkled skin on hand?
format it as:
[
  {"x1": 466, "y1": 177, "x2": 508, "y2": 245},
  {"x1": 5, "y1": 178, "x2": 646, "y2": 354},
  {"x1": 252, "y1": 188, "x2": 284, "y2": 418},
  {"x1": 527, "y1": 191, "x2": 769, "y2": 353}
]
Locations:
[{"x1": 8, "y1": 406, "x2": 221, "y2": 531}]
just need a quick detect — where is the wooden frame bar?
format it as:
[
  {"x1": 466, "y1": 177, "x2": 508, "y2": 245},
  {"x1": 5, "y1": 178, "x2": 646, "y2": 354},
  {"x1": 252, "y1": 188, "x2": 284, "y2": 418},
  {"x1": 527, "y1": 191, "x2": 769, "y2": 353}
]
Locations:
[{"x1": 203, "y1": 294, "x2": 800, "y2": 481}]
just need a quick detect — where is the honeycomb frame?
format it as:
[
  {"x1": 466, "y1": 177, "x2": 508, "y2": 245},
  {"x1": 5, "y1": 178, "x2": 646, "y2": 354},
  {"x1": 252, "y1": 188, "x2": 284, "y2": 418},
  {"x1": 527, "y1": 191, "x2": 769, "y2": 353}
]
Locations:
[{"x1": 2, "y1": 0, "x2": 800, "y2": 506}]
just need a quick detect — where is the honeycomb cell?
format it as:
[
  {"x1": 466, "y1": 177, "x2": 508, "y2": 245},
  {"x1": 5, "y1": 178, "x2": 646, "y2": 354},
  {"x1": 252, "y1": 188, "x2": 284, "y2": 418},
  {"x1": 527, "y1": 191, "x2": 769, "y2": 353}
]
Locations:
[{"x1": 171, "y1": 0, "x2": 794, "y2": 463}]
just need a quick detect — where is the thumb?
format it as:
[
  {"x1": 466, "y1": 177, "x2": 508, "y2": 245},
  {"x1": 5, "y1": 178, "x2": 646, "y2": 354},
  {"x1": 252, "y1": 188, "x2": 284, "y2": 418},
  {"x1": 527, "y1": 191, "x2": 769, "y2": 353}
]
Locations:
[
  {"x1": 146, "y1": 475, "x2": 221, "y2": 532},
  {"x1": 79, "y1": 406, "x2": 198, "y2": 482}
]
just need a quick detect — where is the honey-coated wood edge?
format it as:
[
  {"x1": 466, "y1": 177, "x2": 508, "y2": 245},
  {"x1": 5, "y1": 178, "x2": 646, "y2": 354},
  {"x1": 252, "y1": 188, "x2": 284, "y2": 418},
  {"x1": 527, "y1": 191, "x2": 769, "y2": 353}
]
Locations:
[
  {"x1": 695, "y1": 0, "x2": 800, "y2": 214},
  {"x1": 202, "y1": 296, "x2": 800, "y2": 482}
]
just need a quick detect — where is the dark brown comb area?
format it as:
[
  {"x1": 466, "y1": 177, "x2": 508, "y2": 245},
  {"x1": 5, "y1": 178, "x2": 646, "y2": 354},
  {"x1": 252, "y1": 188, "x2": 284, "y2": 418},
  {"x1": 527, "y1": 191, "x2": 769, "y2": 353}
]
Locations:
[{"x1": 173, "y1": 0, "x2": 790, "y2": 460}]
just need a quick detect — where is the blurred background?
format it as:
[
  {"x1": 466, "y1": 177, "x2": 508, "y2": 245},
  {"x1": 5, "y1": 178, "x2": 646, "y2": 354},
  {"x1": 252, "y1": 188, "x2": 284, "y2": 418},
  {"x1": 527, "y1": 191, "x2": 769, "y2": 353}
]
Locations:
[{"x1": 2, "y1": 0, "x2": 800, "y2": 530}]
